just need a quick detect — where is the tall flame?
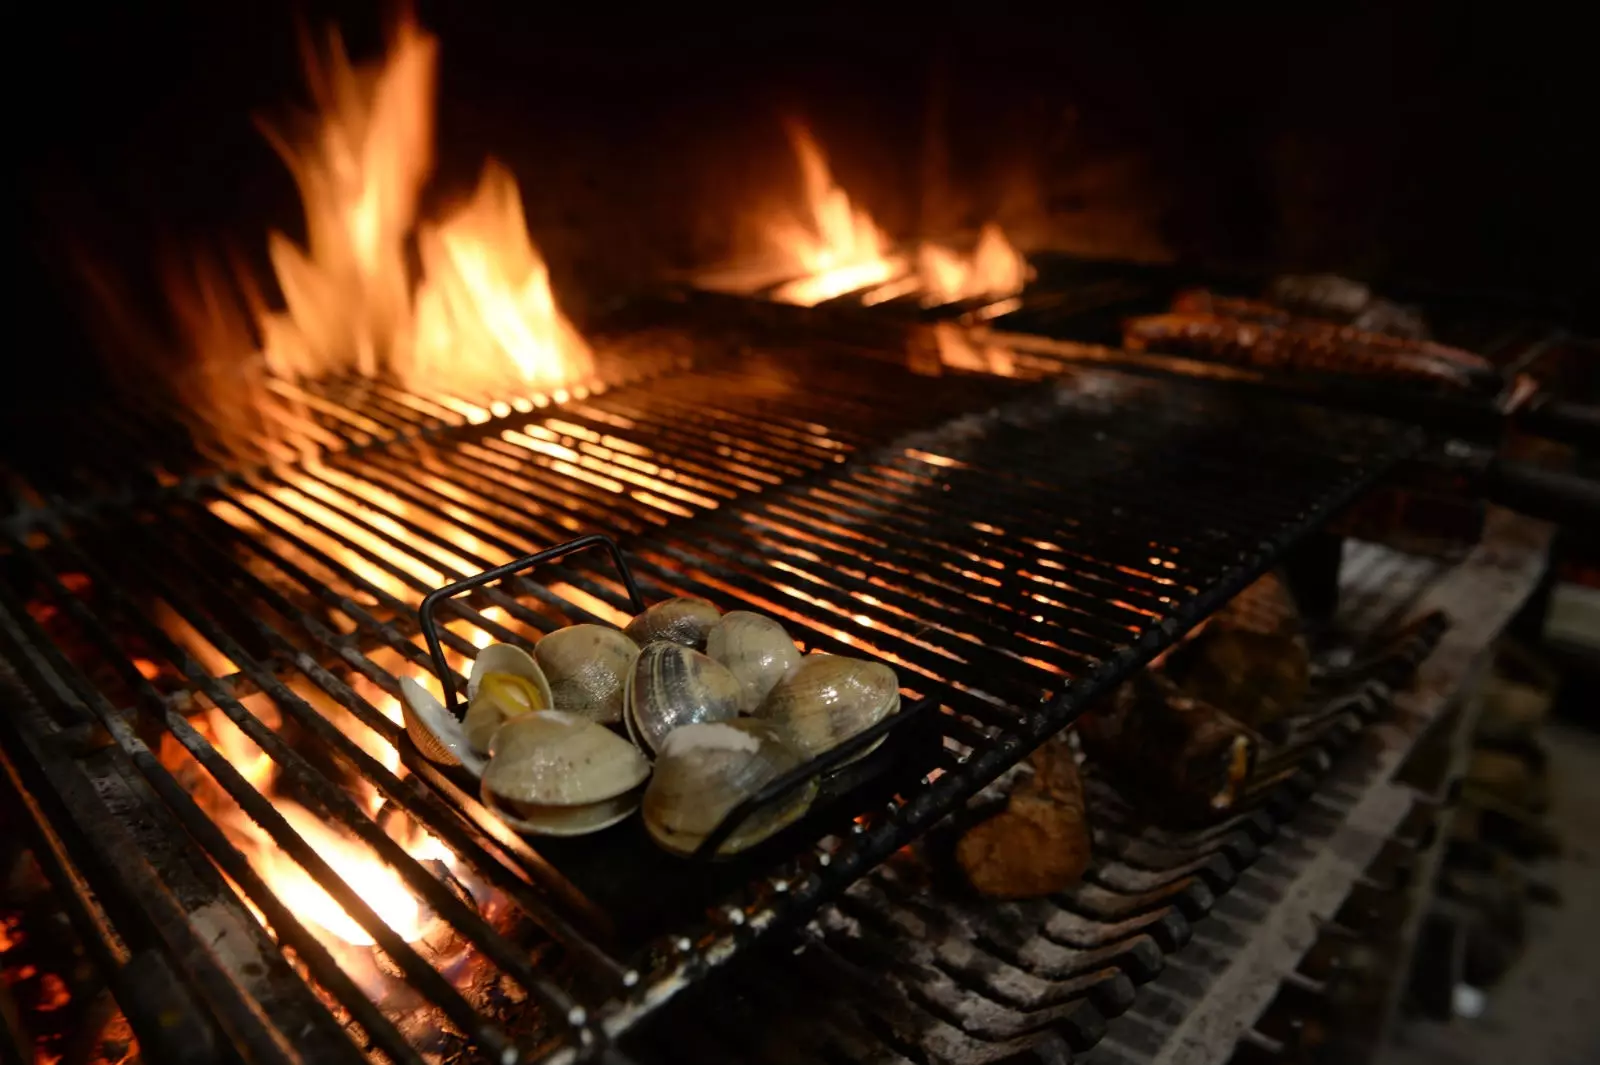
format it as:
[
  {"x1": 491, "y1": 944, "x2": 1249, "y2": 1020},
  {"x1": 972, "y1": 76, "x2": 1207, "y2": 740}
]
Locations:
[{"x1": 173, "y1": 12, "x2": 590, "y2": 437}]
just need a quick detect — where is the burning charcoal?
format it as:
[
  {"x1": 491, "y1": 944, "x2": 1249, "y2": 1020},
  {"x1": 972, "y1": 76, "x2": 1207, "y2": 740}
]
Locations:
[
  {"x1": 1079, "y1": 672, "x2": 1259, "y2": 822},
  {"x1": 955, "y1": 735, "x2": 1091, "y2": 899}
]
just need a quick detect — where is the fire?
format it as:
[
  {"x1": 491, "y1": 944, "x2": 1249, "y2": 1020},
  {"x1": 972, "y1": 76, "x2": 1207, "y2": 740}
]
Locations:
[
  {"x1": 767, "y1": 123, "x2": 905, "y2": 306},
  {"x1": 170, "y1": 12, "x2": 590, "y2": 447},
  {"x1": 722, "y1": 121, "x2": 1031, "y2": 309},
  {"x1": 255, "y1": 802, "x2": 429, "y2": 946}
]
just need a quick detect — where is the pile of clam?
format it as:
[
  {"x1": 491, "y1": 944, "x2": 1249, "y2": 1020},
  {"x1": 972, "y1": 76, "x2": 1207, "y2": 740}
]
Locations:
[{"x1": 400, "y1": 598, "x2": 900, "y2": 857}]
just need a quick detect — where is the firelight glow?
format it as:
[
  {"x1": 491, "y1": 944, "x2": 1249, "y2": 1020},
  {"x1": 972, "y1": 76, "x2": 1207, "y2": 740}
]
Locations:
[
  {"x1": 175, "y1": 12, "x2": 591, "y2": 427},
  {"x1": 745, "y1": 121, "x2": 1031, "y2": 308}
]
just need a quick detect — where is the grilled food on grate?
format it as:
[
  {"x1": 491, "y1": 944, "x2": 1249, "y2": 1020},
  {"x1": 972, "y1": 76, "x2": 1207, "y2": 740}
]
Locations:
[
  {"x1": 1163, "y1": 572, "x2": 1311, "y2": 732},
  {"x1": 956, "y1": 734, "x2": 1091, "y2": 898},
  {"x1": 1123, "y1": 311, "x2": 1494, "y2": 390},
  {"x1": 1080, "y1": 671, "x2": 1259, "y2": 821}
]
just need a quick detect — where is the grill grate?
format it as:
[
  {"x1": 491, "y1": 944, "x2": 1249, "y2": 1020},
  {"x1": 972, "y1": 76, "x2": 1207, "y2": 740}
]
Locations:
[{"x1": 0, "y1": 344, "x2": 1410, "y2": 1063}]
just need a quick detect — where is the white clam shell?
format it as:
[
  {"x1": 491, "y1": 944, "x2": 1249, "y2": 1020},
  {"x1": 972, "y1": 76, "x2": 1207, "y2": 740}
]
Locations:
[
  {"x1": 706, "y1": 611, "x2": 803, "y2": 713},
  {"x1": 468, "y1": 642, "x2": 554, "y2": 705},
  {"x1": 534, "y1": 624, "x2": 640, "y2": 725},
  {"x1": 483, "y1": 711, "x2": 650, "y2": 805},
  {"x1": 463, "y1": 642, "x2": 555, "y2": 754},
  {"x1": 641, "y1": 719, "x2": 817, "y2": 858},
  {"x1": 624, "y1": 597, "x2": 721, "y2": 650},
  {"x1": 624, "y1": 642, "x2": 740, "y2": 756},
  {"x1": 399, "y1": 676, "x2": 487, "y2": 778},
  {"x1": 753, "y1": 654, "x2": 901, "y2": 760}
]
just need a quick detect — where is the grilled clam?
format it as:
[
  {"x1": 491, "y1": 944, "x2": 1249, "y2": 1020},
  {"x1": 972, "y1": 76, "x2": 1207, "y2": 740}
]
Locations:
[
  {"x1": 534, "y1": 624, "x2": 639, "y2": 725},
  {"x1": 480, "y1": 711, "x2": 650, "y2": 836},
  {"x1": 706, "y1": 610, "x2": 803, "y2": 713},
  {"x1": 624, "y1": 596, "x2": 720, "y2": 650},
  {"x1": 642, "y1": 719, "x2": 816, "y2": 857},
  {"x1": 399, "y1": 676, "x2": 487, "y2": 777},
  {"x1": 624, "y1": 642, "x2": 740, "y2": 757},
  {"x1": 464, "y1": 643, "x2": 554, "y2": 754},
  {"x1": 754, "y1": 654, "x2": 900, "y2": 760}
]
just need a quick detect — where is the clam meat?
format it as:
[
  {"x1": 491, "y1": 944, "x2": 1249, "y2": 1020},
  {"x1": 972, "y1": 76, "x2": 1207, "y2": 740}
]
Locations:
[
  {"x1": 535, "y1": 624, "x2": 639, "y2": 725},
  {"x1": 625, "y1": 642, "x2": 740, "y2": 756},
  {"x1": 624, "y1": 596, "x2": 720, "y2": 650},
  {"x1": 706, "y1": 610, "x2": 803, "y2": 713},
  {"x1": 642, "y1": 719, "x2": 816, "y2": 857},
  {"x1": 463, "y1": 643, "x2": 554, "y2": 755},
  {"x1": 754, "y1": 654, "x2": 900, "y2": 760},
  {"x1": 480, "y1": 711, "x2": 650, "y2": 836}
]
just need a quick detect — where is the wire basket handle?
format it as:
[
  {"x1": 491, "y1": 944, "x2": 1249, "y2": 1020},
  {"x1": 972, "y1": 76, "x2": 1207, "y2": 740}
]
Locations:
[{"x1": 418, "y1": 534, "x2": 646, "y2": 716}]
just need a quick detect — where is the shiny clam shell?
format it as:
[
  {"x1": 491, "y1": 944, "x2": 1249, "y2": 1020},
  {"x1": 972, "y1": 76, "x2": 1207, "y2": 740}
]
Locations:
[
  {"x1": 706, "y1": 610, "x2": 802, "y2": 713},
  {"x1": 534, "y1": 624, "x2": 640, "y2": 725},
  {"x1": 624, "y1": 596, "x2": 720, "y2": 650},
  {"x1": 463, "y1": 643, "x2": 554, "y2": 754},
  {"x1": 754, "y1": 654, "x2": 901, "y2": 760},
  {"x1": 399, "y1": 676, "x2": 487, "y2": 777},
  {"x1": 624, "y1": 642, "x2": 740, "y2": 756},
  {"x1": 642, "y1": 719, "x2": 817, "y2": 858},
  {"x1": 481, "y1": 711, "x2": 650, "y2": 837}
]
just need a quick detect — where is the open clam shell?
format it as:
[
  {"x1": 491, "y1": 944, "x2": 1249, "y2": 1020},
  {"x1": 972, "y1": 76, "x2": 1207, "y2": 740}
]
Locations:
[
  {"x1": 706, "y1": 610, "x2": 803, "y2": 713},
  {"x1": 463, "y1": 642, "x2": 555, "y2": 754},
  {"x1": 534, "y1": 624, "x2": 640, "y2": 725},
  {"x1": 481, "y1": 711, "x2": 650, "y2": 837},
  {"x1": 399, "y1": 676, "x2": 487, "y2": 777},
  {"x1": 642, "y1": 719, "x2": 817, "y2": 858},
  {"x1": 753, "y1": 654, "x2": 901, "y2": 760},
  {"x1": 624, "y1": 642, "x2": 740, "y2": 757},
  {"x1": 624, "y1": 597, "x2": 721, "y2": 650}
]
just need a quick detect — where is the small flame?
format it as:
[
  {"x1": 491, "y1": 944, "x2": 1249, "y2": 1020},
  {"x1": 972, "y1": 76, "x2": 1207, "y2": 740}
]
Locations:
[
  {"x1": 731, "y1": 122, "x2": 1029, "y2": 309},
  {"x1": 916, "y1": 223, "x2": 1031, "y2": 306},
  {"x1": 767, "y1": 122, "x2": 905, "y2": 306}
]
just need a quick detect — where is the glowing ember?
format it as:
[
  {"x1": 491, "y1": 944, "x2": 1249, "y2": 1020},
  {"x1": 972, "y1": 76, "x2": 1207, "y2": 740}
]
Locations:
[{"x1": 169, "y1": 12, "x2": 590, "y2": 444}]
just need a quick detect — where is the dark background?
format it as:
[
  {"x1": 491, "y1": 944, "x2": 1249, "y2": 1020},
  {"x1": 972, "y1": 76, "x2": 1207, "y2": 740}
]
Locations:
[{"x1": 13, "y1": 1, "x2": 1595, "y2": 388}]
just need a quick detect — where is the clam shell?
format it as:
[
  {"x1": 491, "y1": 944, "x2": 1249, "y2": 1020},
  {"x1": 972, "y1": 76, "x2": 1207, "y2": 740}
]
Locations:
[
  {"x1": 482, "y1": 711, "x2": 650, "y2": 807},
  {"x1": 642, "y1": 719, "x2": 817, "y2": 858},
  {"x1": 463, "y1": 643, "x2": 555, "y2": 754},
  {"x1": 706, "y1": 611, "x2": 803, "y2": 713},
  {"x1": 754, "y1": 654, "x2": 901, "y2": 759},
  {"x1": 468, "y1": 642, "x2": 554, "y2": 705},
  {"x1": 534, "y1": 624, "x2": 640, "y2": 725},
  {"x1": 399, "y1": 676, "x2": 487, "y2": 777},
  {"x1": 624, "y1": 642, "x2": 740, "y2": 756},
  {"x1": 624, "y1": 597, "x2": 720, "y2": 650},
  {"x1": 481, "y1": 781, "x2": 644, "y2": 837}
]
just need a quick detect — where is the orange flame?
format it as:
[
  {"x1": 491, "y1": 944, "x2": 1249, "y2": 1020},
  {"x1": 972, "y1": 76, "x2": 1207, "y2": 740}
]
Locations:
[
  {"x1": 170, "y1": 12, "x2": 590, "y2": 447},
  {"x1": 724, "y1": 121, "x2": 1030, "y2": 309},
  {"x1": 767, "y1": 123, "x2": 906, "y2": 306}
]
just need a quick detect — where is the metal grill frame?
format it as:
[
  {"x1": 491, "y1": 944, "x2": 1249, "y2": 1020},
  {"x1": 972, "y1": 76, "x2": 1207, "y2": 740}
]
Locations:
[{"x1": 0, "y1": 355, "x2": 1414, "y2": 1064}]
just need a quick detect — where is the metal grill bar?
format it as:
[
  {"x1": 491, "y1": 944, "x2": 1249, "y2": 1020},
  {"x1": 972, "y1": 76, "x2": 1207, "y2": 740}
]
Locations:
[{"x1": 1, "y1": 352, "x2": 1408, "y2": 1063}]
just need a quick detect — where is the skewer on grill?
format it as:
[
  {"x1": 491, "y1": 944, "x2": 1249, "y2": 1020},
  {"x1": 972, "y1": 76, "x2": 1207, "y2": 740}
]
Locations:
[{"x1": 1122, "y1": 311, "x2": 1497, "y2": 392}]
